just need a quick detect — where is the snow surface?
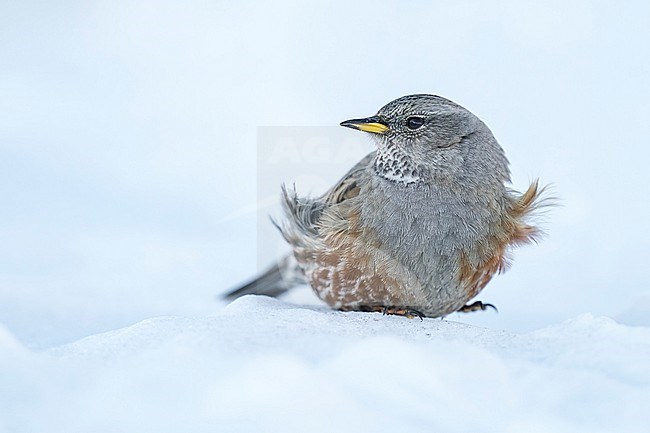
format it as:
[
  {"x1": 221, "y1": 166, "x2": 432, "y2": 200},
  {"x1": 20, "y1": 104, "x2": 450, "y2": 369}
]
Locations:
[
  {"x1": 2, "y1": 2, "x2": 650, "y2": 432},
  {"x1": 1, "y1": 295, "x2": 649, "y2": 433}
]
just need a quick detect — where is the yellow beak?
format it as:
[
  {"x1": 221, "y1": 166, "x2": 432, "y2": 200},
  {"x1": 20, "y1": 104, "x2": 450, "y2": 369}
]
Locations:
[{"x1": 340, "y1": 116, "x2": 389, "y2": 134}]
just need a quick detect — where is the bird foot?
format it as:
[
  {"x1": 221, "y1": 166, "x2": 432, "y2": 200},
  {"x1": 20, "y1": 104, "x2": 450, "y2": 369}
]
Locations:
[
  {"x1": 382, "y1": 306, "x2": 425, "y2": 321},
  {"x1": 344, "y1": 305, "x2": 425, "y2": 321},
  {"x1": 457, "y1": 301, "x2": 498, "y2": 313}
]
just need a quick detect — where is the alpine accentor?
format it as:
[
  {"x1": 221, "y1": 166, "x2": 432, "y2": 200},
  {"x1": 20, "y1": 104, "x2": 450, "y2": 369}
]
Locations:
[{"x1": 225, "y1": 94, "x2": 548, "y2": 318}]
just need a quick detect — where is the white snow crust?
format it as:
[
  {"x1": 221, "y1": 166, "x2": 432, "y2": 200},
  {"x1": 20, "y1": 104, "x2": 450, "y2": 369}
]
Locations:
[{"x1": 1, "y1": 296, "x2": 649, "y2": 433}]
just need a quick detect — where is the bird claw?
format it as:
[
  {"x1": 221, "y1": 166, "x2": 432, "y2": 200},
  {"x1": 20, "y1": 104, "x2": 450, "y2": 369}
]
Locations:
[
  {"x1": 457, "y1": 301, "x2": 498, "y2": 313},
  {"x1": 381, "y1": 306, "x2": 425, "y2": 321},
  {"x1": 344, "y1": 305, "x2": 426, "y2": 320}
]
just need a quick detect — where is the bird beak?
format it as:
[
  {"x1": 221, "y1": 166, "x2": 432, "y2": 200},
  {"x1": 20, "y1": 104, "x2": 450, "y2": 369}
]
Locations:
[{"x1": 340, "y1": 116, "x2": 389, "y2": 134}]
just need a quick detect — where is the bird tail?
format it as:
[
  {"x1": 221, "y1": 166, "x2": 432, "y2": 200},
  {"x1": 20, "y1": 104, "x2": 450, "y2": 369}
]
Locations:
[{"x1": 223, "y1": 254, "x2": 306, "y2": 300}]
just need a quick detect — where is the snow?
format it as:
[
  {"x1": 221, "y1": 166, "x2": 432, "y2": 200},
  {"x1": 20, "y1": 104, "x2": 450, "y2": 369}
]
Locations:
[
  {"x1": 2, "y1": 1, "x2": 650, "y2": 431},
  {"x1": 2, "y1": 296, "x2": 649, "y2": 433}
]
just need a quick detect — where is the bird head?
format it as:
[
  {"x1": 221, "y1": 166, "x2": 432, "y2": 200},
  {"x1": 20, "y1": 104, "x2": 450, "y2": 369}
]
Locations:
[{"x1": 341, "y1": 94, "x2": 510, "y2": 187}]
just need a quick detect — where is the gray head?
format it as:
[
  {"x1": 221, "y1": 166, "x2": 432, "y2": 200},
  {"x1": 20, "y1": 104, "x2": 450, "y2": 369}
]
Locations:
[{"x1": 341, "y1": 94, "x2": 510, "y2": 188}]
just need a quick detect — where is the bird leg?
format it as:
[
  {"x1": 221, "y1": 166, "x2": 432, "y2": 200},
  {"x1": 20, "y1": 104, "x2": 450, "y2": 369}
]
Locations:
[{"x1": 457, "y1": 301, "x2": 498, "y2": 313}]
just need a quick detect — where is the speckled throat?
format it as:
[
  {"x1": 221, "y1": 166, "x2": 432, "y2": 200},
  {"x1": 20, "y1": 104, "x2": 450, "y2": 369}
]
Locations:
[{"x1": 374, "y1": 143, "x2": 422, "y2": 185}]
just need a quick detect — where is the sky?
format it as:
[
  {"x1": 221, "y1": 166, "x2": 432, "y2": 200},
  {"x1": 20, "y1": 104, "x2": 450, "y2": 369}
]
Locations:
[{"x1": 1, "y1": 0, "x2": 650, "y2": 348}]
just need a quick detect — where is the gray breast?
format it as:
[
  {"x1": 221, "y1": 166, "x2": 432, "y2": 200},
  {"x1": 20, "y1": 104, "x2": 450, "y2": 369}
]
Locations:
[{"x1": 359, "y1": 176, "x2": 499, "y2": 307}]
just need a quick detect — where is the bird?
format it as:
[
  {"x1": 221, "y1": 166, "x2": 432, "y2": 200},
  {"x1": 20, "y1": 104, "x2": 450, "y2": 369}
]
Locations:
[{"x1": 225, "y1": 94, "x2": 548, "y2": 319}]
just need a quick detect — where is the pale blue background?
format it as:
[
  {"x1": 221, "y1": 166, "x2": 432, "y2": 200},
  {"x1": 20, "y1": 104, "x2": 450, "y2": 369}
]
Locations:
[{"x1": 2, "y1": 1, "x2": 649, "y2": 347}]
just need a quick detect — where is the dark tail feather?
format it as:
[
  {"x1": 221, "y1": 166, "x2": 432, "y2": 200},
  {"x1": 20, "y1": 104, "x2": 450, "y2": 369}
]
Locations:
[{"x1": 223, "y1": 254, "x2": 306, "y2": 300}]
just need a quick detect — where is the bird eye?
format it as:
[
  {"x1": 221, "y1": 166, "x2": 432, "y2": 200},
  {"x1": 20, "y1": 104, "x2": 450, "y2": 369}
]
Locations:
[{"x1": 406, "y1": 116, "x2": 425, "y2": 130}]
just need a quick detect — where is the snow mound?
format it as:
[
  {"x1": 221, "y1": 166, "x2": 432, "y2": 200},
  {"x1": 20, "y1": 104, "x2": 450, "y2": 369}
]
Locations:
[{"x1": 1, "y1": 296, "x2": 649, "y2": 433}]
